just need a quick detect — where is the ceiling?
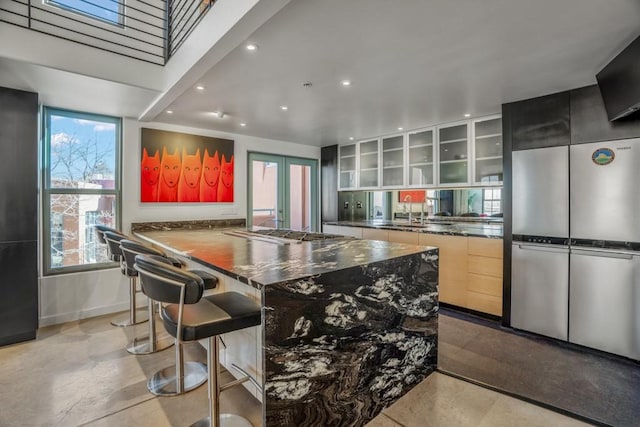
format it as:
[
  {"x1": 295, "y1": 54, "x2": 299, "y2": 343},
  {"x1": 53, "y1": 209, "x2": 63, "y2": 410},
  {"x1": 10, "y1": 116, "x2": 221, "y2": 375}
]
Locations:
[
  {"x1": 151, "y1": 0, "x2": 640, "y2": 146},
  {"x1": 0, "y1": 58, "x2": 161, "y2": 118}
]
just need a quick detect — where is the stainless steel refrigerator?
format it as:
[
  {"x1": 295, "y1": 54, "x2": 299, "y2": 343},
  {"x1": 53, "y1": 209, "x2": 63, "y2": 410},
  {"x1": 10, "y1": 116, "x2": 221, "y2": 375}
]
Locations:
[
  {"x1": 511, "y1": 146, "x2": 570, "y2": 341},
  {"x1": 511, "y1": 139, "x2": 640, "y2": 360},
  {"x1": 568, "y1": 139, "x2": 640, "y2": 360}
]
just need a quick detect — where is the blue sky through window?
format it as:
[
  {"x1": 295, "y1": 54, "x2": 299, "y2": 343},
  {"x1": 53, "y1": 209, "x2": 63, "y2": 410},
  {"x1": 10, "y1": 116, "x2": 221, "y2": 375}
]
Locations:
[
  {"x1": 49, "y1": 114, "x2": 117, "y2": 188},
  {"x1": 49, "y1": 0, "x2": 121, "y2": 25}
]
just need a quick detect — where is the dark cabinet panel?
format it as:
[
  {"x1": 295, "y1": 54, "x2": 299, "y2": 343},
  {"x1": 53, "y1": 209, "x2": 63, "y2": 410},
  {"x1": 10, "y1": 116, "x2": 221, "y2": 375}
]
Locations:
[
  {"x1": 321, "y1": 145, "x2": 338, "y2": 223},
  {"x1": 509, "y1": 91, "x2": 570, "y2": 150},
  {"x1": 571, "y1": 85, "x2": 640, "y2": 145},
  {"x1": 0, "y1": 241, "x2": 38, "y2": 346},
  {"x1": 0, "y1": 87, "x2": 38, "y2": 242}
]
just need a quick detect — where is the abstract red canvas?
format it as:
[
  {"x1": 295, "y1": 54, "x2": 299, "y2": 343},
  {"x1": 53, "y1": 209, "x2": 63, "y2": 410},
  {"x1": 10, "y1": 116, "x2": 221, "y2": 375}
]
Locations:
[{"x1": 140, "y1": 128, "x2": 234, "y2": 203}]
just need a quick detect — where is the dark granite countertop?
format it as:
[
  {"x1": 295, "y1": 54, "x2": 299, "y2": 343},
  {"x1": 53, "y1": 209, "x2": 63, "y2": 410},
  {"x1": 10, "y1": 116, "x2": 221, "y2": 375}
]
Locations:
[
  {"x1": 323, "y1": 220, "x2": 503, "y2": 239},
  {"x1": 134, "y1": 228, "x2": 437, "y2": 289}
]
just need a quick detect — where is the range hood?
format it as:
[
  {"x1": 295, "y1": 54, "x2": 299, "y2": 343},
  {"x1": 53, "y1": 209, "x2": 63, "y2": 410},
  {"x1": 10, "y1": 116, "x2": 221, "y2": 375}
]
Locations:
[{"x1": 596, "y1": 34, "x2": 640, "y2": 121}]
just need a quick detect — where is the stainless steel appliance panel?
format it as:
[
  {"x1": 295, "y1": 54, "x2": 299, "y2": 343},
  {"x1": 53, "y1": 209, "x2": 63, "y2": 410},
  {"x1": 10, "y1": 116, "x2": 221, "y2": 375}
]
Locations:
[
  {"x1": 570, "y1": 138, "x2": 640, "y2": 242},
  {"x1": 512, "y1": 147, "x2": 569, "y2": 237},
  {"x1": 511, "y1": 243, "x2": 569, "y2": 340},
  {"x1": 569, "y1": 248, "x2": 640, "y2": 360}
]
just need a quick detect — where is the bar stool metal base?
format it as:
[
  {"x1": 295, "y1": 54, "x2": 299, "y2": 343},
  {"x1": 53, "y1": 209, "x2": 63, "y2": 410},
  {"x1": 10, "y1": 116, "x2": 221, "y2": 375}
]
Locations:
[
  {"x1": 147, "y1": 361, "x2": 207, "y2": 396},
  {"x1": 126, "y1": 334, "x2": 174, "y2": 355},
  {"x1": 191, "y1": 414, "x2": 253, "y2": 427},
  {"x1": 110, "y1": 309, "x2": 148, "y2": 327}
]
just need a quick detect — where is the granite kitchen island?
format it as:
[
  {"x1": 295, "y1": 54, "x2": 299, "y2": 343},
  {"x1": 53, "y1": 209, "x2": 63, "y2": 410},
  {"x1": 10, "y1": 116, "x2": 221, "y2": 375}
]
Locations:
[{"x1": 133, "y1": 222, "x2": 439, "y2": 427}]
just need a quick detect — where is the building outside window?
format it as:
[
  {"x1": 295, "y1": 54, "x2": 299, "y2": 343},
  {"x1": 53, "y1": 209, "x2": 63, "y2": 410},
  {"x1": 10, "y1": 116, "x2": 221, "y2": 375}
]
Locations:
[
  {"x1": 483, "y1": 187, "x2": 502, "y2": 216},
  {"x1": 46, "y1": 0, "x2": 124, "y2": 26},
  {"x1": 43, "y1": 107, "x2": 121, "y2": 274}
]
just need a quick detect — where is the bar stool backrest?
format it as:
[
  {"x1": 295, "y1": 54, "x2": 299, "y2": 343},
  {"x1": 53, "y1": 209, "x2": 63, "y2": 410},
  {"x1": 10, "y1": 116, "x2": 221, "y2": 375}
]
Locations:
[
  {"x1": 94, "y1": 225, "x2": 119, "y2": 245},
  {"x1": 103, "y1": 230, "x2": 127, "y2": 261},
  {"x1": 134, "y1": 254, "x2": 204, "y2": 305},
  {"x1": 120, "y1": 239, "x2": 165, "y2": 277}
]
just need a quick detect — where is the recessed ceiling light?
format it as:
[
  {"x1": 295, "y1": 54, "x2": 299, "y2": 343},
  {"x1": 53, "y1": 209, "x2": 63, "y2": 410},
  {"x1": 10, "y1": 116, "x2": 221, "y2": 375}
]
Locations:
[
  {"x1": 196, "y1": 85, "x2": 205, "y2": 91},
  {"x1": 349, "y1": 137, "x2": 354, "y2": 141},
  {"x1": 240, "y1": 123, "x2": 247, "y2": 127},
  {"x1": 464, "y1": 113, "x2": 471, "y2": 118},
  {"x1": 246, "y1": 43, "x2": 258, "y2": 51},
  {"x1": 166, "y1": 110, "x2": 173, "y2": 114},
  {"x1": 280, "y1": 105, "x2": 288, "y2": 111},
  {"x1": 397, "y1": 127, "x2": 404, "y2": 131},
  {"x1": 341, "y1": 80, "x2": 351, "y2": 86}
]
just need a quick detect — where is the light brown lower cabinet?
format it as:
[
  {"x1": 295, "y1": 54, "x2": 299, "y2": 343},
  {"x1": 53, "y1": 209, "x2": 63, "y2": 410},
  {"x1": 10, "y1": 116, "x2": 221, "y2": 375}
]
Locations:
[
  {"x1": 419, "y1": 233, "x2": 469, "y2": 308},
  {"x1": 362, "y1": 228, "x2": 389, "y2": 241},
  {"x1": 365, "y1": 228, "x2": 504, "y2": 316},
  {"x1": 420, "y1": 235, "x2": 503, "y2": 316}
]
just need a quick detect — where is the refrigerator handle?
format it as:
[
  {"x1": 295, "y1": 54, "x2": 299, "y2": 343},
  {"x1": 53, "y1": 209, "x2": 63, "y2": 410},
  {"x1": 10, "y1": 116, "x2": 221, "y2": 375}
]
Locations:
[
  {"x1": 514, "y1": 243, "x2": 569, "y2": 253},
  {"x1": 571, "y1": 248, "x2": 635, "y2": 260}
]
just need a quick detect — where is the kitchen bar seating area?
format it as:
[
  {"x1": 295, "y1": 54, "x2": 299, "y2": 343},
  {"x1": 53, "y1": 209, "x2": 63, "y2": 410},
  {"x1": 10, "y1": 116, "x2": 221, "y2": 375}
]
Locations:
[{"x1": 1, "y1": 1, "x2": 640, "y2": 426}]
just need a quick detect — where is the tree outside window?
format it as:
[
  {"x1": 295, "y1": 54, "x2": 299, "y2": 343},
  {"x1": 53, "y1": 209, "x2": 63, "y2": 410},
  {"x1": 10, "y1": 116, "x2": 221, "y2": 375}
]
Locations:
[{"x1": 43, "y1": 108, "x2": 121, "y2": 274}]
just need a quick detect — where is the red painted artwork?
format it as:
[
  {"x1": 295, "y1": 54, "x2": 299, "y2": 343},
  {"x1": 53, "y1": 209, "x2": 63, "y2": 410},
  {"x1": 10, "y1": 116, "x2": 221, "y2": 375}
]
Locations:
[
  {"x1": 140, "y1": 147, "x2": 160, "y2": 202},
  {"x1": 141, "y1": 128, "x2": 234, "y2": 203},
  {"x1": 398, "y1": 190, "x2": 426, "y2": 203},
  {"x1": 200, "y1": 149, "x2": 220, "y2": 202},
  {"x1": 217, "y1": 154, "x2": 234, "y2": 202}
]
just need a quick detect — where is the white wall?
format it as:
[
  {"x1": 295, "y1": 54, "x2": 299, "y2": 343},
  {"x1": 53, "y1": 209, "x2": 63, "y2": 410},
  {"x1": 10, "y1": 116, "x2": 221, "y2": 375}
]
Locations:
[{"x1": 39, "y1": 119, "x2": 320, "y2": 326}]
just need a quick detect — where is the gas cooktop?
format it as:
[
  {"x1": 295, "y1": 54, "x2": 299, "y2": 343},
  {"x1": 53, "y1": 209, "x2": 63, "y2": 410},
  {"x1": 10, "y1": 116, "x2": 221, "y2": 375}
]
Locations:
[{"x1": 250, "y1": 229, "x2": 345, "y2": 242}]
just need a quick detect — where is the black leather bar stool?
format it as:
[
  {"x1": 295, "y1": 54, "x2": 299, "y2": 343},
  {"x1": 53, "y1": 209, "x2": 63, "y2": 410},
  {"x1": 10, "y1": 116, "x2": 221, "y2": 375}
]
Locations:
[
  {"x1": 134, "y1": 255, "x2": 261, "y2": 427},
  {"x1": 93, "y1": 224, "x2": 118, "y2": 246},
  {"x1": 120, "y1": 239, "x2": 219, "y2": 355},
  {"x1": 103, "y1": 231, "x2": 148, "y2": 327}
]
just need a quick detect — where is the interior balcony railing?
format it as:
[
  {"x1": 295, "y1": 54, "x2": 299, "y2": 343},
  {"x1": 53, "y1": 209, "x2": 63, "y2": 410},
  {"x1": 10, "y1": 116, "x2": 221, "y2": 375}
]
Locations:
[{"x1": 0, "y1": 0, "x2": 215, "y2": 66}]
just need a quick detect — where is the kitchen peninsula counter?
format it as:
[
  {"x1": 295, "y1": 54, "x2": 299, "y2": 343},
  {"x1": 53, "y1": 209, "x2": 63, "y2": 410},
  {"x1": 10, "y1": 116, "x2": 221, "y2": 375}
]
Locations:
[{"x1": 134, "y1": 225, "x2": 439, "y2": 427}]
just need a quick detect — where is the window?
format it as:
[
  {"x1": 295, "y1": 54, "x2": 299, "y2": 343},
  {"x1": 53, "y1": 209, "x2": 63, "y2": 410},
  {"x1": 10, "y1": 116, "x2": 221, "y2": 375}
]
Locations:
[
  {"x1": 43, "y1": 107, "x2": 121, "y2": 274},
  {"x1": 483, "y1": 188, "x2": 502, "y2": 216},
  {"x1": 46, "y1": 0, "x2": 124, "y2": 26}
]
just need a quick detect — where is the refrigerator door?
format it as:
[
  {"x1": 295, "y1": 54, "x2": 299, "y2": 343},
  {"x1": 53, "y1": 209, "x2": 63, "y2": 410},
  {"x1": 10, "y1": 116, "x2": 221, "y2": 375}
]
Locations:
[
  {"x1": 570, "y1": 138, "x2": 640, "y2": 242},
  {"x1": 511, "y1": 243, "x2": 569, "y2": 340},
  {"x1": 513, "y1": 146, "x2": 569, "y2": 237},
  {"x1": 569, "y1": 248, "x2": 640, "y2": 360}
]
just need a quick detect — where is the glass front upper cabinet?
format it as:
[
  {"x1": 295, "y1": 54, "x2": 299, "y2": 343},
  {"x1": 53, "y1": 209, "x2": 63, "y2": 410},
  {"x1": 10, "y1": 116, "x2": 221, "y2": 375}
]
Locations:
[
  {"x1": 338, "y1": 144, "x2": 357, "y2": 189},
  {"x1": 473, "y1": 116, "x2": 503, "y2": 185},
  {"x1": 381, "y1": 134, "x2": 404, "y2": 187},
  {"x1": 358, "y1": 139, "x2": 379, "y2": 188},
  {"x1": 407, "y1": 128, "x2": 435, "y2": 187},
  {"x1": 438, "y1": 122, "x2": 469, "y2": 185}
]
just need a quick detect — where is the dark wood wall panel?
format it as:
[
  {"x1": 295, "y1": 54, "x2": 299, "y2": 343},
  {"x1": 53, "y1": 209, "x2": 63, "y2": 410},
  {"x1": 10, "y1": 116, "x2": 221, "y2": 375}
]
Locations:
[
  {"x1": 321, "y1": 145, "x2": 338, "y2": 223},
  {"x1": 0, "y1": 241, "x2": 38, "y2": 346},
  {"x1": 0, "y1": 86, "x2": 39, "y2": 346},
  {"x1": 0, "y1": 87, "x2": 39, "y2": 242},
  {"x1": 510, "y1": 91, "x2": 571, "y2": 151},
  {"x1": 571, "y1": 85, "x2": 640, "y2": 145}
]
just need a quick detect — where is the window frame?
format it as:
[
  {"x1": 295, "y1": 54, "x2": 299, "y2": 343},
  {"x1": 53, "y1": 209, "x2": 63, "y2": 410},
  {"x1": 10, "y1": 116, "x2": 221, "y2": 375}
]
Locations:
[
  {"x1": 45, "y1": 0, "x2": 125, "y2": 28},
  {"x1": 482, "y1": 187, "x2": 502, "y2": 216},
  {"x1": 42, "y1": 106, "x2": 122, "y2": 276}
]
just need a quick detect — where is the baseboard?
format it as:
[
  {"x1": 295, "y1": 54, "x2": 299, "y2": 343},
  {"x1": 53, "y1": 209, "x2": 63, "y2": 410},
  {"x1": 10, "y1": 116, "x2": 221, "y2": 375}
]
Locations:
[{"x1": 38, "y1": 301, "x2": 143, "y2": 327}]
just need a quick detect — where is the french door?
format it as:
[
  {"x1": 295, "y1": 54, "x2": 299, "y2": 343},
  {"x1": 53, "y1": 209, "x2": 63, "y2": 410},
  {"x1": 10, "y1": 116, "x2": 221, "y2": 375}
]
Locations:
[{"x1": 248, "y1": 153, "x2": 318, "y2": 231}]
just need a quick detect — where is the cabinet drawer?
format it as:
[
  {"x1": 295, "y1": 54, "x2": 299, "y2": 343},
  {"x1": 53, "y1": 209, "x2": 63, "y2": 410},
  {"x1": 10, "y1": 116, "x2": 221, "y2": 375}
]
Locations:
[
  {"x1": 468, "y1": 237, "x2": 503, "y2": 258},
  {"x1": 468, "y1": 255, "x2": 503, "y2": 277},
  {"x1": 388, "y1": 230, "x2": 420, "y2": 245},
  {"x1": 467, "y1": 291, "x2": 502, "y2": 316},
  {"x1": 362, "y1": 228, "x2": 389, "y2": 241},
  {"x1": 323, "y1": 225, "x2": 363, "y2": 239},
  {"x1": 468, "y1": 273, "x2": 502, "y2": 297},
  {"x1": 419, "y1": 233, "x2": 467, "y2": 253}
]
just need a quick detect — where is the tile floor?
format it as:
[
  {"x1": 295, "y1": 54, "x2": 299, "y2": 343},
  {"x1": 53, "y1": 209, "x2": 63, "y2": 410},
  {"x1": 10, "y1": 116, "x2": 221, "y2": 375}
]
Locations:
[
  {"x1": 0, "y1": 310, "x2": 600, "y2": 427},
  {"x1": 439, "y1": 308, "x2": 640, "y2": 427}
]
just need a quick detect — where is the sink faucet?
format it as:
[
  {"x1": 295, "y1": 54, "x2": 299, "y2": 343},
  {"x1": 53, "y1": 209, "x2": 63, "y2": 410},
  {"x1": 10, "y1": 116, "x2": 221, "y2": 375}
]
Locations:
[
  {"x1": 403, "y1": 195, "x2": 413, "y2": 223},
  {"x1": 420, "y1": 201, "x2": 426, "y2": 225}
]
